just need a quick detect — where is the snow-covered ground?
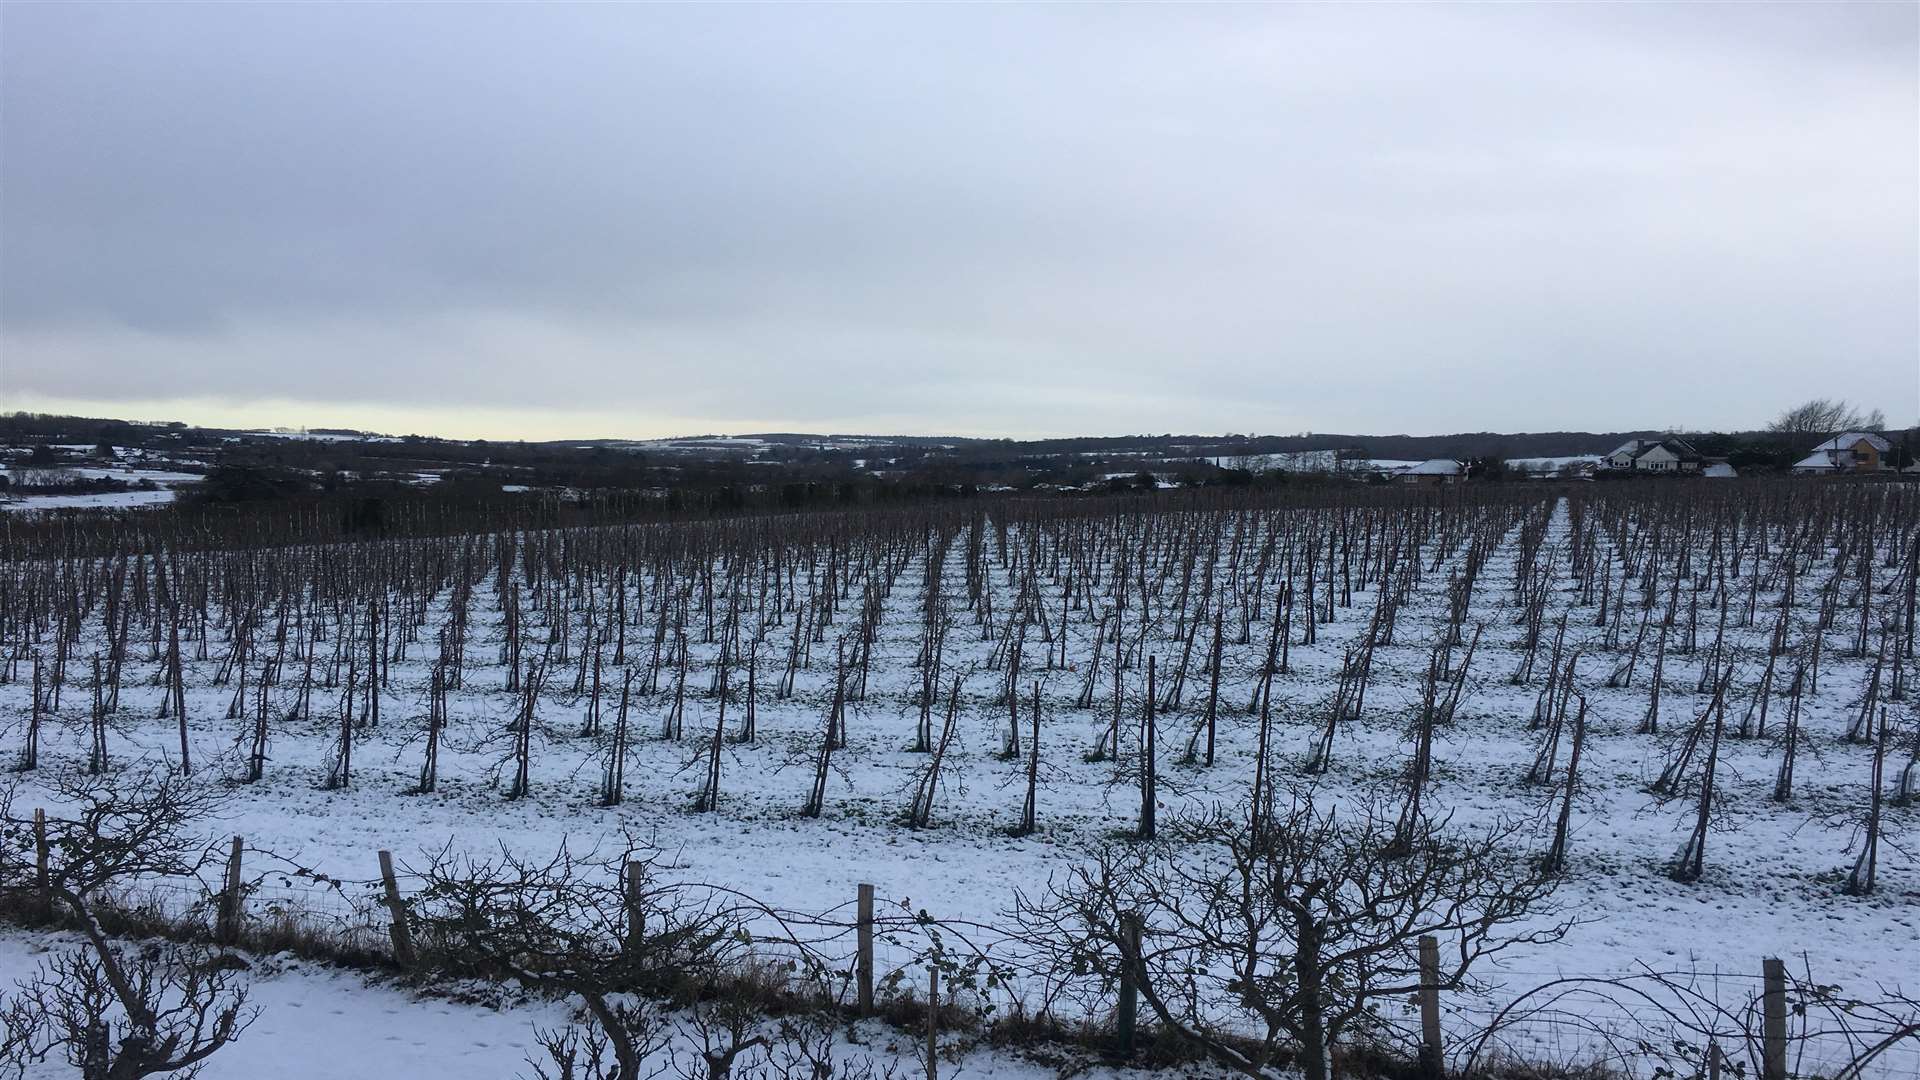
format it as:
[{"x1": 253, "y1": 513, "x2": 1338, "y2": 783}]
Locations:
[
  {"x1": 1, "y1": 492, "x2": 1913, "y2": 1077},
  {"x1": 0, "y1": 931, "x2": 567, "y2": 1080},
  {"x1": 0, "y1": 465, "x2": 202, "y2": 512},
  {"x1": 0, "y1": 488, "x2": 182, "y2": 512},
  {"x1": 0, "y1": 931, "x2": 1079, "y2": 1080}
]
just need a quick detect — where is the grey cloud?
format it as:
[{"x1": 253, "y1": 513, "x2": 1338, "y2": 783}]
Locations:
[{"x1": 2, "y1": 3, "x2": 1914, "y2": 436}]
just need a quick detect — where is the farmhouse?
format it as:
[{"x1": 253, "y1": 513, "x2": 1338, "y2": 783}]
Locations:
[
  {"x1": 1398, "y1": 458, "x2": 1464, "y2": 485},
  {"x1": 1603, "y1": 437, "x2": 1702, "y2": 474},
  {"x1": 1790, "y1": 432, "x2": 1891, "y2": 475}
]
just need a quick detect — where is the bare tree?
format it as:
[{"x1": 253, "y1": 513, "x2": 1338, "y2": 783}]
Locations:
[
  {"x1": 1013, "y1": 789, "x2": 1569, "y2": 1080},
  {"x1": 1768, "y1": 398, "x2": 1886, "y2": 435}
]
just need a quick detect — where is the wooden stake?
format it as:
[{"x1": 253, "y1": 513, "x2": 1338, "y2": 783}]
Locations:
[
  {"x1": 624, "y1": 859, "x2": 647, "y2": 958},
  {"x1": 926, "y1": 966, "x2": 938, "y2": 1080},
  {"x1": 1418, "y1": 933, "x2": 1443, "y2": 1079},
  {"x1": 33, "y1": 808, "x2": 49, "y2": 921},
  {"x1": 1117, "y1": 913, "x2": 1141, "y2": 1059},
  {"x1": 377, "y1": 850, "x2": 414, "y2": 968},
  {"x1": 217, "y1": 835, "x2": 244, "y2": 945},
  {"x1": 856, "y1": 882, "x2": 875, "y2": 1016},
  {"x1": 1762, "y1": 957, "x2": 1788, "y2": 1080}
]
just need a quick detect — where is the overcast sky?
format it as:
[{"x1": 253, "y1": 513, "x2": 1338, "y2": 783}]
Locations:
[{"x1": 2, "y1": 3, "x2": 1914, "y2": 440}]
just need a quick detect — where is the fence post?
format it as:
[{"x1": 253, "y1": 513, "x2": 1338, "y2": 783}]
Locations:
[
  {"x1": 377, "y1": 850, "x2": 415, "y2": 968},
  {"x1": 217, "y1": 835, "x2": 244, "y2": 946},
  {"x1": 1762, "y1": 957, "x2": 1788, "y2": 1080},
  {"x1": 1418, "y1": 933, "x2": 1443, "y2": 1079},
  {"x1": 1116, "y1": 912, "x2": 1141, "y2": 1059},
  {"x1": 624, "y1": 860, "x2": 646, "y2": 957},
  {"x1": 33, "y1": 809, "x2": 50, "y2": 921},
  {"x1": 926, "y1": 966, "x2": 938, "y2": 1080},
  {"x1": 857, "y1": 882, "x2": 875, "y2": 1016}
]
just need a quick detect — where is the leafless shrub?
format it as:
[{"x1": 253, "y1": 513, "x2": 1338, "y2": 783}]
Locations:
[
  {"x1": 1012, "y1": 788, "x2": 1571, "y2": 1080},
  {"x1": 0, "y1": 767, "x2": 252, "y2": 1080}
]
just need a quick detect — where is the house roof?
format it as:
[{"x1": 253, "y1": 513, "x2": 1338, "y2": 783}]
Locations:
[
  {"x1": 1810, "y1": 432, "x2": 1890, "y2": 453},
  {"x1": 1403, "y1": 458, "x2": 1463, "y2": 475},
  {"x1": 1610, "y1": 437, "x2": 1700, "y2": 462},
  {"x1": 1702, "y1": 462, "x2": 1738, "y2": 478},
  {"x1": 1792, "y1": 452, "x2": 1843, "y2": 471}
]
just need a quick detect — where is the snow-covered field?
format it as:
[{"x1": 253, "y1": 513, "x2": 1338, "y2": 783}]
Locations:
[
  {"x1": 0, "y1": 930, "x2": 1069, "y2": 1080},
  {"x1": 1, "y1": 488, "x2": 1914, "y2": 1077},
  {"x1": 0, "y1": 465, "x2": 202, "y2": 512},
  {"x1": 0, "y1": 488, "x2": 182, "y2": 512}
]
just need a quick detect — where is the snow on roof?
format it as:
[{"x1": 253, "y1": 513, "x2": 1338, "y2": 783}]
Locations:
[
  {"x1": 1809, "y1": 432, "x2": 1890, "y2": 453},
  {"x1": 1645, "y1": 438, "x2": 1699, "y2": 459},
  {"x1": 1404, "y1": 458, "x2": 1464, "y2": 475},
  {"x1": 1608, "y1": 438, "x2": 1699, "y2": 461},
  {"x1": 1792, "y1": 452, "x2": 1841, "y2": 470},
  {"x1": 1702, "y1": 462, "x2": 1738, "y2": 478}
]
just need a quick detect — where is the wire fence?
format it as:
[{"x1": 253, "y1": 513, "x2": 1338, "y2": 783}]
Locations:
[
  {"x1": 45, "y1": 853, "x2": 1920, "y2": 1080},
  {"x1": 1436, "y1": 968, "x2": 1920, "y2": 1080}
]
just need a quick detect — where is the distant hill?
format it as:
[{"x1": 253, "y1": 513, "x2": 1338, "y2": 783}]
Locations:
[
  {"x1": 558, "y1": 429, "x2": 1667, "y2": 461},
  {"x1": 0, "y1": 412, "x2": 1692, "y2": 465}
]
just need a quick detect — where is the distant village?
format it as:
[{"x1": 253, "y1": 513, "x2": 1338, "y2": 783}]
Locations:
[{"x1": 1376, "y1": 430, "x2": 1916, "y2": 485}]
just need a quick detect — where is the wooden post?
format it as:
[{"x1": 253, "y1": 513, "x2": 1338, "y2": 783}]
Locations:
[
  {"x1": 33, "y1": 808, "x2": 50, "y2": 921},
  {"x1": 1762, "y1": 957, "x2": 1788, "y2": 1080},
  {"x1": 1707, "y1": 1042, "x2": 1722, "y2": 1080},
  {"x1": 217, "y1": 835, "x2": 244, "y2": 945},
  {"x1": 1418, "y1": 933, "x2": 1443, "y2": 1079},
  {"x1": 856, "y1": 882, "x2": 876, "y2": 1016},
  {"x1": 624, "y1": 860, "x2": 646, "y2": 957},
  {"x1": 377, "y1": 850, "x2": 415, "y2": 968},
  {"x1": 926, "y1": 966, "x2": 938, "y2": 1080},
  {"x1": 1116, "y1": 913, "x2": 1141, "y2": 1059}
]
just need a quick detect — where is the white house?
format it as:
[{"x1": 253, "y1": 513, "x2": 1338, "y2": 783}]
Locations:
[
  {"x1": 1604, "y1": 438, "x2": 1702, "y2": 473},
  {"x1": 1398, "y1": 459, "x2": 1464, "y2": 485}
]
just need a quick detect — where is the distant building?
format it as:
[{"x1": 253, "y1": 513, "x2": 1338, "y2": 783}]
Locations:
[
  {"x1": 1603, "y1": 438, "x2": 1703, "y2": 474},
  {"x1": 1398, "y1": 459, "x2": 1464, "y2": 485},
  {"x1": 1791, "y1": 432, "x2": 1891, "y2": 475},
  {"x1": 1701, "y1": 461, "x2": 1738, "y2": 478}
]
